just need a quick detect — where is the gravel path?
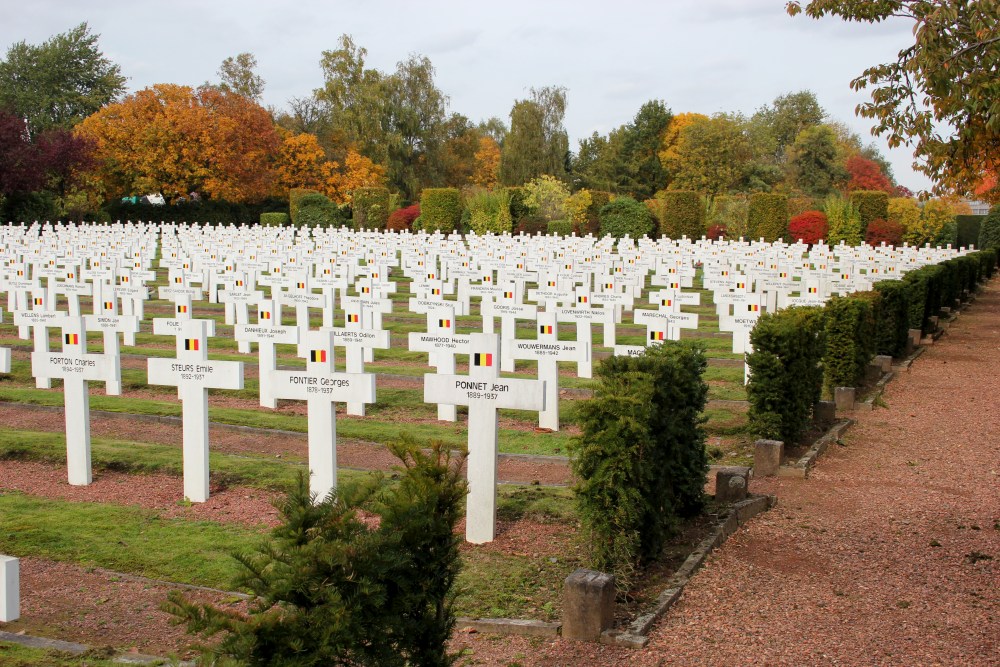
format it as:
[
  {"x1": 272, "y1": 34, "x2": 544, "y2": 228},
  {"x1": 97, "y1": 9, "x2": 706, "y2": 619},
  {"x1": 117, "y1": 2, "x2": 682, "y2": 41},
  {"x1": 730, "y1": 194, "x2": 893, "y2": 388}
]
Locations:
[{"x1": 453, "y1": 283, "x2": 1000, "y2": 665}]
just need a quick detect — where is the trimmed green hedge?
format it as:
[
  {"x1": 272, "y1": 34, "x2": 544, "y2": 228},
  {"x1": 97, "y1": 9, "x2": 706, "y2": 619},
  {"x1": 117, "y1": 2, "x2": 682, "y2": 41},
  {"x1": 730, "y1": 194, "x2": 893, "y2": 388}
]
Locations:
[
  {"x1": 296, "y1": 193, "x2": 347, "y2": 228},
  {"x1": 599, "y1": 196, "x2": 655, "y2": 239},
  {"x1": 547, "y1": 219, "x2": 574, "y2": 236},
  {"x1": 956, "y1": 215, "x2": 984, "y2": 248},
  {"x1": 260, "y1": 212, "x2": 290, "y2": 226},
  {"x1": 658, "y1": 191, "x2": 704, "y2": 240},
  {"x1": 420, "y1": 188, "x2": 463, "y2": 233},
  {"x1": 746, "y1": 306, "x2": 826, "y2": 444},
  {"x1": 748, "y1": 193, "x2": 788, "y2": 242},
  {"x1": 871, "y1": 280, "x2": 911, "y2": 357},
  {"x1": 352, "y1": 187, "x2": 391, "y2": 230},
  {"x1": 289, "y1": 188, "x2": 320, "y2": 225},
  {"x1": 979, "y1": 204, "x2": 1000, "y2": 251},
  {"x1": 849, "y1": 190, "x2": 889, "y2": 236},
  {"x1": 823, "y1": 294, "x2": 877, "y2": 392},
  {"x1": 571, "y1": 341, "x2": 708, "y2": 586}
]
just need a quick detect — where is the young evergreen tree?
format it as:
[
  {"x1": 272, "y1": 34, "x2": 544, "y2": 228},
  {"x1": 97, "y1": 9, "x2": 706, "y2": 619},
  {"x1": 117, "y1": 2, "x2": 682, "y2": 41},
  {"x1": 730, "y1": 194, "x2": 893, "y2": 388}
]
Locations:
[{"x1": 164, "y1": 439, "x2": 466, "y2": 666}]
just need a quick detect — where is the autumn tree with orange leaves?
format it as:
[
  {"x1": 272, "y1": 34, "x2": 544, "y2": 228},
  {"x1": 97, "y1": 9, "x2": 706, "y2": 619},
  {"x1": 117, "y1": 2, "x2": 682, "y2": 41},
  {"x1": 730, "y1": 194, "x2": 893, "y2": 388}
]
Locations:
[{"x1": 77, "y1": 83, "x2": 280, "y2": 203}]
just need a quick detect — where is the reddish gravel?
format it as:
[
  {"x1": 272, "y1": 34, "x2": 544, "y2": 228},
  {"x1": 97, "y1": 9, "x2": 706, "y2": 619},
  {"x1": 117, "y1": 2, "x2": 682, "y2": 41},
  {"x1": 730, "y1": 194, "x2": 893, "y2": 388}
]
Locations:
[
  {"x1": 3, "y1": 285, "x2": 998, "y2": 664},
  {"x1": 0, "y1": 459, "x2": 282, "y2": 527},
  {"x1": 0, "y1": 404, "x2": 573, "y2": 485},
  {"x1": 0, "y1": 557, "x2": 248, "y2": 657},
  {"x1": 449, "y1": 283, "x2": 1000, "y2": 665}
]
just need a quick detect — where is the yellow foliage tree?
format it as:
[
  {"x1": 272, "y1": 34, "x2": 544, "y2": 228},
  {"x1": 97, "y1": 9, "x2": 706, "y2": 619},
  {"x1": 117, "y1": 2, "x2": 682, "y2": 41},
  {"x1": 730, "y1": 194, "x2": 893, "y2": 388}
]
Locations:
[
  {"x1": 565, "y1": 189, "x2": 592, "y2": 227},
  {"x1": 326, "y1": 149, "x2": 386, "y2": 204},
  {"x1": 274, "y1": 130, "x2": 330, "y2": 194},
  {"x1": 471, "y1": 136, "x2": 501, "y2": 189},
  {"x1": 76, "y1": 84, "x2": 280, "y2": 203},
  {"x1": 658, "y1": 112, "x2": 709, "y2": 165},
  {"x1": 888, "y1": 197, "x2": 921, "y2": 239}
]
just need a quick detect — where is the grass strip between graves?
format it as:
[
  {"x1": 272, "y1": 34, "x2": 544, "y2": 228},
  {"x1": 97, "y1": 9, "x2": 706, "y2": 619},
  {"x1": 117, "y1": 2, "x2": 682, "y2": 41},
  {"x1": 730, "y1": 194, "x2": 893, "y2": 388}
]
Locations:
[{"x1": 0, "y1": 488, "x2": 576, "y2": 619}]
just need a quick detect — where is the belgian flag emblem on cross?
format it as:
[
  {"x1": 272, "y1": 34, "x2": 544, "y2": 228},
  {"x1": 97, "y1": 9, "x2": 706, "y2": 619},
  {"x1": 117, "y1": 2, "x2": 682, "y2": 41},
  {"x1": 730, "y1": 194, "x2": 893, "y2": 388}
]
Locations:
[
  {"x1": 310, "y1": 350, "x2": 327, "y2": 363},
  {"x1": 184, "y1": 339, "x2": 199, "y2": 351},
  {"x1": 473, "y1": 353, "x2": 493, "y2": 367},
  {"x1": 177, "y1": 305, "x2": 188, "y2": 313},
  {"x1": 539, "y1": 325, "x2": 553, "y2": 335},
  {"x1": 650, "y1": 331, "x2": 665, "y2": 341},
  {"x1": 259, "y1": 310, "x2": 271, "y2": 320},
  {"x1": 347, "y1": 314, "x2": 360, "y2": 323},
  {"x1": 65, "y1": 333, "x2": 79, "y2": 345},
  {"x1": 34, "y1": 297, "x2": 43, "y2": 306},
  {"x1": 438, "y1": 319, "x2": 451, "y2": 328},
  {"x1": 104, "y1": 301, "x2": 114, "y2": 310}
]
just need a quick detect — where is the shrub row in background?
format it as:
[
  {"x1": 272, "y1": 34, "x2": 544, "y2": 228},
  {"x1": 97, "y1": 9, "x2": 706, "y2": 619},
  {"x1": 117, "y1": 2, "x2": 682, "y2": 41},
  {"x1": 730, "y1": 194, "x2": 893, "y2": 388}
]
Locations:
[
  {"x1": 571, "y1": 341, "x2": 708, "y2": 587},
  {"x1": 296, "y1": 192, "x2": 348, "y2": 228},
  {"x1": 746, "y1": 306, "x2": 826, "y2": 444},
  {"x1": 598, "y1": 196, "x2": 655, "y2": 239},
  {"x1": 655, "y1": 190, "x2": 704, "y2": 239},
  {"x1": 419, "y1": 188, "x2": 463, "y2": 233},
  {"x1": 849, "y1": 190, "x2": 889, "y2": 237},
  {"x1": 353, "y1": 187, "x2": 391, "y2": 230},
  {"x1": 747, "y1": 249, "x2": 997, "y2": 444},
  {"x1": 748, "y1": 193, "x2": 788, "y2": 242}
]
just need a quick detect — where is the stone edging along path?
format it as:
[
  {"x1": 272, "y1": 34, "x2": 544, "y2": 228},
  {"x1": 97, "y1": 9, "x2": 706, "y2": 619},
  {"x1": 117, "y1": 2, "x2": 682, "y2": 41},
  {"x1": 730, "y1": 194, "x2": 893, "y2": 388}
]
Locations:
[{"x1": 452, "y1": 288, "x2": 977, "y2": 646}]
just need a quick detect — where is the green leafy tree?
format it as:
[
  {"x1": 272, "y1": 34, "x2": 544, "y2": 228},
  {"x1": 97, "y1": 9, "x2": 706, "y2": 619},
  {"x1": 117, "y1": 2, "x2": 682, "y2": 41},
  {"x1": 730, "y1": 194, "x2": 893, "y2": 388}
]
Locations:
[
  {"x1": 522, "y1": 174, "x2": 570, "y2": 221},
  {"x1": 572, "y1": 129, "x2": 626, "y2": 193},
  {"x1": 751, "y1": 90, "x2": 826, "y2": 160},
  {"x1": 618, "y1": 100, "x2": 673, "y2": 200},
  {"x1": 499, "y1": 86, "x2": 568, "y2": 185},
  {"x1": 824, "y1": 195, "x2": 863, "y2": 245},
  {"x1": 165, "y1": 440, "x2": 466, "y2": 667},
  {"x1": 787, "y1": 1, "x2": 1000, "y2": 202},
  {"x1": 218, "y1": 52, "x2": 265, "y2": 102},
  {"x1": 599, "y1": 196, "x2": 655, "y2": 239},
  {"x1": 785, "y1": 125, "x2": 847, "y2": 197},
  {"x1": 0, "y1": 22, "x2": 126, "y2": 136},
  {"x1": 664, "y1": 113, "x2": 753, "y2": 197}
]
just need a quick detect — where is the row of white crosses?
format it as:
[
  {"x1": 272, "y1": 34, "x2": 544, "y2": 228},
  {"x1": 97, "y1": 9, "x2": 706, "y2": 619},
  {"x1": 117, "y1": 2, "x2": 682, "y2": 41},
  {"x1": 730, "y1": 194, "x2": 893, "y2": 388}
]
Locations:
[{"x1": 0, "y1": 223, "x2": 975, "y2": 543}]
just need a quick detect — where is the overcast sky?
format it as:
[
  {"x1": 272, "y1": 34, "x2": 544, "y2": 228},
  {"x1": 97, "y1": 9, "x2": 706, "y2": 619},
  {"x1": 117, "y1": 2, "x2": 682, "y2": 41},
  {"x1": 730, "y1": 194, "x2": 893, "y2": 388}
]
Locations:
[{"x1": 0, "y1": 0, "x2": 932, "y2": 191}]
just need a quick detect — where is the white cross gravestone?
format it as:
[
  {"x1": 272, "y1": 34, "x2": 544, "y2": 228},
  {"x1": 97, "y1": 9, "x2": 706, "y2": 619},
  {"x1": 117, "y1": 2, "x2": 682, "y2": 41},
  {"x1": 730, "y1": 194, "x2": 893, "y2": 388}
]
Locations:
[
  {"x1": 269, "y1": 329, "x2": 376, "y2": 502},
  {"x1": 554, "y1": 302, "x2": 613, "y2": 379},
  {"x1": 0, "y1": 310, "x2": 10, "y2": 374},
  {"x1": 30, "y1": 316, "x2": 116, "y2": 486},
  {"x1": 502, "y1": 312, "x2": 588, "y2": 431},
  {"x1": 408, "y1": 309, "x2": 472, "y2": 422},
  {"x1": 422, "y1": 333, "x2": 545, "y2": 544},
  {"x1": 482, "y1": 287, "x2": 537, "y2": 372},
  {"x1": 147, "y1": 319, "x2": 244, "y2": 502},
  {"x1": 234, "y1": 300, "x2": 298, "y2": 409},
  {"x1": 327, "y1": 302, "x2": 390, "y2": 416},
  {"x1": 82, "y1": 298, "x2": 139, "y2": 396},
  {"x1": 14, "y1": 290, "x2": 62, "y2": 389},
  {"x1": 0, "y1": 553, "x2": 18, "y2": 622}
]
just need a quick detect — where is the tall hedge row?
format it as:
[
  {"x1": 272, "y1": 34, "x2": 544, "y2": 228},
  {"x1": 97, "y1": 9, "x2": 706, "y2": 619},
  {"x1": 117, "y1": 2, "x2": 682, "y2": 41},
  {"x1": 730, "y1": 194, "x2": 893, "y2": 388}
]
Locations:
[
  {"x1": 747, "y1": 249, "x2": 996, "y2": 443},
  {"x1": 571, "y1": 341, "x2": 708, "y2": 586},
  {"x1": 420, "y1": 188, "x2": 463, "y2": 233},
  {"x1": 747, "y1": 193, "x2": 788, "y2": 242},
  {"x1": 849, "y1": 190, "x2": 889, "y2": 236},
  {"x1": 746, "y1": 306, "x2": 826, "y2": 444},
  {"x1": 352, "y1": 187, "x2": 391, "y2": 230},
  {"x1": 871, "y1": 280, "x2": 911, "y2": 357},
  {"x1": 657, "y1": 191, "x2": 704, "y2": 240},
  {"x1": 823, "y1": 294, "x2": 878, "y2": 392}
]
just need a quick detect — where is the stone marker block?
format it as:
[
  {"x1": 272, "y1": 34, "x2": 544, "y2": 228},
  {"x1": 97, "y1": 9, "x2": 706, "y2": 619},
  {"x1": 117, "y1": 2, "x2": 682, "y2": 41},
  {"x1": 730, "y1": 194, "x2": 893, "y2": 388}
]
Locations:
[
  {"x1": 563, "y1": 569, "x2": 615, "y2": 641},
  {"x1": 873, "y1": 355, "x2": 892, "y2": 373},
  {"x1": 865, "y1": 363, "x2": 881, "y2": 384},
  {"x1": 1, "y1": 555, "x2": 19, "y2": 622},
  {"x1": 908, "y1": 328, "x2": 922, "y2": 348},
  {"x1": 716, "y1": 465, "x2": 752, "y2": 501},
  {"x1": 834, "y1": 387, "x2": 855, "y2": 412},
  {"x1": 939, "y1": 306, "x2": 951, "y2": 316},
  {"x1": 753, "y1": 440, "x2": 783, "y2": 477},
  {"x1": 928, "y1": 315, "x2": 939, "y2": 331},
  {"x1": 813, "y1": 400, "x2": 836, "y2": 424}
]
